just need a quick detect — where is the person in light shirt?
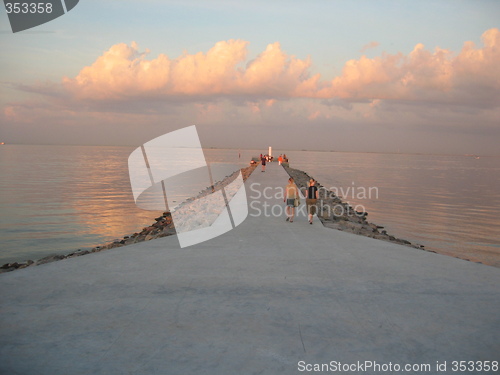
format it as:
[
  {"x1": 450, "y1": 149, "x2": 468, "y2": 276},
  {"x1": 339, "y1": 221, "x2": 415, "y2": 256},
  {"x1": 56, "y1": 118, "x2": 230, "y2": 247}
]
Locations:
[{"x1": 284, "y1": 177, "x2": 299, "y2": 222}]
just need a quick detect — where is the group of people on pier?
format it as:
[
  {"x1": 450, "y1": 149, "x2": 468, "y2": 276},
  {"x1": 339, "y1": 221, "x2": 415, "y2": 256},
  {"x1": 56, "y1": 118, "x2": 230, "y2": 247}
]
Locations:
[{"x1": 284, "y1": 177, "x2": 318, "y2": 224}]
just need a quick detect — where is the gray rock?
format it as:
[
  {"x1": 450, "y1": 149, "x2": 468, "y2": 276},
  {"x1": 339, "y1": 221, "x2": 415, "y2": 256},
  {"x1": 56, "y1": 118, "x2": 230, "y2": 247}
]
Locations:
[{"x1": 36, "y1": 255, "x2": 65, "y2": 266}]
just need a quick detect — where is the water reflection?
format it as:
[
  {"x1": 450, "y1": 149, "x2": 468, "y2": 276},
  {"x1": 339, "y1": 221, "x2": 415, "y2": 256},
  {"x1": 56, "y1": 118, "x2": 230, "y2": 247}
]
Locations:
[{"x1": 0, "y1": 145, "x2": 164, "y2": 263}]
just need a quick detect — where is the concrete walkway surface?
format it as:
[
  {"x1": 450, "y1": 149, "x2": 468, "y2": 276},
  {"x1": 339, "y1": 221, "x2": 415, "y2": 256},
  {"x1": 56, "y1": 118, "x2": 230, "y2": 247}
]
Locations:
[{"x1": 1, "y1": 163, "x2": 499, "y2": 375}]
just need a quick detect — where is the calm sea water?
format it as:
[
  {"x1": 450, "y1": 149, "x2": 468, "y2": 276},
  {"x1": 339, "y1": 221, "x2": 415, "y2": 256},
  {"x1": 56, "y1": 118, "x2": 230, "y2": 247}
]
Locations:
[
  {"x1": 0, "y1": 145, "x2": 247, "y2": 265},
  {"x1": 286, "y1": 150, "x2": 500, "y2": 267},
  {"x1": 0, "y1": 145, "x2": 499, "y2": 267}
]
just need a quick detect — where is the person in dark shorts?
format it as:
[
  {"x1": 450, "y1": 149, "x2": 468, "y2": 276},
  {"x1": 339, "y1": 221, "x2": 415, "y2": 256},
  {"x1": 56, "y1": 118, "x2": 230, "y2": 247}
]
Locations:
[
  {"x1": 284, "y1": 177, "x2": 299, "y2": 222},
  {"x1": 306, "y1": 179, "x2": 318, "y2": 224},
  {"x1": 261, "y1": 156, "x2": 266, "y2": 172}
]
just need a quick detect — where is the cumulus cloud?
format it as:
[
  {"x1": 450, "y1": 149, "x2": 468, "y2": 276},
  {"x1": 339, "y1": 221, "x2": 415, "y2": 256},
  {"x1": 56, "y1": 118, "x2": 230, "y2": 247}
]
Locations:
[
  {"x1": 318, "y1": 28, "x2": 500, "y2": 108},
  {"x1": 62, "y1": 39, "x2": 317, "y2": 100},
  {"x1": 59, "y1": 29, "x2": 500, "y2": 113}
]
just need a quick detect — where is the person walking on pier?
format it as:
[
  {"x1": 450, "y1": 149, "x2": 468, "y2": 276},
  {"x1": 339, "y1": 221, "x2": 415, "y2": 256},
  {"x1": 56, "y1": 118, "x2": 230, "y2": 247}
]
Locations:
[
  {"x1": 284, "y1": 177, "x2": 299, "y2": 222},
  {"x1": 306, "y1": 179, "x2": 319, "y2": 224},
  {"x1": 261, "y1": 155, "x2": 266, "y2": 172}
]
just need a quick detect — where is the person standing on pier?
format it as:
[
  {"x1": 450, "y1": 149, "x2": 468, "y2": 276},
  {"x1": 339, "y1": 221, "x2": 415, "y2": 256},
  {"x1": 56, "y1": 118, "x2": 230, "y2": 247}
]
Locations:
[
  {"x1": 306, "y1": 179, "x2": 319, "y2": 224},
  {"x1": 261, "y1": 155, "x2": 266, "y2": 172},
  {"x1": 284, "y1": 177, "x2": 299, "y2": 222}
]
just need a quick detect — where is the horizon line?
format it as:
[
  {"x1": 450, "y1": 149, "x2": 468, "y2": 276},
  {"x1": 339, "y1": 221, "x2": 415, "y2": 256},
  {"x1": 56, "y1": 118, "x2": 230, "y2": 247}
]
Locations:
[{"x1": 1, "y1": 143, "x2": 498, "y2": 158}]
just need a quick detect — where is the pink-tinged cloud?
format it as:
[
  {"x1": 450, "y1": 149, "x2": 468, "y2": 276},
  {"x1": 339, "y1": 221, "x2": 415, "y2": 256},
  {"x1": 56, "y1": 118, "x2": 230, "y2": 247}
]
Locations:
[
  {"x1": 61, "y1": 40, "x2": 249, "y2": 99},
  {"x1": 319, "y1": 28, "x2": 500, "y2": 107},
  {"x1": 58, "y1": 28, "x2": 500, "y2": 110},
  {"x1": 62, "y1": 39, "x2": 316, "y2": 100}
]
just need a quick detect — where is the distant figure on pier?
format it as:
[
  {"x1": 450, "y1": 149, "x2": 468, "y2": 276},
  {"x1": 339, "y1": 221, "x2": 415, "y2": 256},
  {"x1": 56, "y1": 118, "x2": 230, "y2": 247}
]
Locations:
[
  {"x1": 284, "y1": 177, "x2": 299, "y2": 222},
  {"x1": 261, "y1": 155, "x2": 266, "y2": 172},
  {"x1": 278, "y1": 155, "x2": 283, "y2": 165},
  {"x1": 306, "y1": 179, "x2": 319, "y2": 224}
]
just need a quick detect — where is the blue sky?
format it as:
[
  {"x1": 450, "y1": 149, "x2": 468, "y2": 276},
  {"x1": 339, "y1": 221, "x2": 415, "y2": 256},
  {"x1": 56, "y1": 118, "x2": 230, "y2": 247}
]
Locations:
[
  {"x1": 3, "y1": 1, "x2": 498, "y2": 79},
  {"x1": 1, "y1": 0, "x2": 499, "y2": 154}
]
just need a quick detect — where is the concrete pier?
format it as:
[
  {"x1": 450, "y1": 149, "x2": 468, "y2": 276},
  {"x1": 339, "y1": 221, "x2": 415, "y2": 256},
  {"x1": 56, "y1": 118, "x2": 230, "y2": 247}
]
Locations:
[{"x1": 1, "y1": 163, "x2": 499, "y2": 374}]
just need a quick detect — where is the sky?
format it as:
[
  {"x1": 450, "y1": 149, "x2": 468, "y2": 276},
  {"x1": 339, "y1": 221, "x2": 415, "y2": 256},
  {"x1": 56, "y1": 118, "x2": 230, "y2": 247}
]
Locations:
[{"x1": 1, "y1": 0, "x2": 499, "y2": 155}]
